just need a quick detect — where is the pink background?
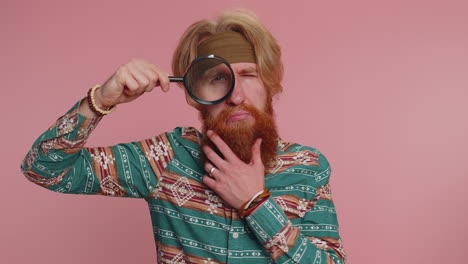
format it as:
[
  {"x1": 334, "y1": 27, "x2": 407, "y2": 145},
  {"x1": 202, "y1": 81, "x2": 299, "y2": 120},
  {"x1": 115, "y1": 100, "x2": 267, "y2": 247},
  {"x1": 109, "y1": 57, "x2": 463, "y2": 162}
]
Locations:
[{"x1": 2, "y1": 0, "x2": 467, "y2": 263}]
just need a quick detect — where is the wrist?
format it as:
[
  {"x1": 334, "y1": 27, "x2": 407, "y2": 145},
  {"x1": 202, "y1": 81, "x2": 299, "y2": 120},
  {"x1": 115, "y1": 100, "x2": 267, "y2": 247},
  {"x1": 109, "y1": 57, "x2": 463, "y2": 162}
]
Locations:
[
  {"x1": 242, "y1": 190, "x2": 264, "y2": 210},
  {"x1": 93, "y1": 86, "x2": 114, "y2": 109},
  {"x1": 238, "y1": 188, "x2": 271, "y2": 218},
  {"x1": 87, "y1": 85, "x2": 116, "y2": 116}
]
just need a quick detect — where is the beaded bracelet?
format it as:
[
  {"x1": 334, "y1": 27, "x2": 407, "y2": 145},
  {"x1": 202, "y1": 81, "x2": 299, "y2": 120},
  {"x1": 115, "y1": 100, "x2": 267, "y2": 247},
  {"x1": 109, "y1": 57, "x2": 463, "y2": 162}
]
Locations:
[{"x1": 87, "y1": 84, "x2": 116, "y2": 116}]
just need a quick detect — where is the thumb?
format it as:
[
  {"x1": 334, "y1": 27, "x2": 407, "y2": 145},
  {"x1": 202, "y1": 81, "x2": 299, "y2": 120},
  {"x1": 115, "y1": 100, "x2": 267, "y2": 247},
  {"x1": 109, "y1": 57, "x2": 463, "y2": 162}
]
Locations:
[{"x1": 251, "y1": 138, "x2": 263, "y2": 165}]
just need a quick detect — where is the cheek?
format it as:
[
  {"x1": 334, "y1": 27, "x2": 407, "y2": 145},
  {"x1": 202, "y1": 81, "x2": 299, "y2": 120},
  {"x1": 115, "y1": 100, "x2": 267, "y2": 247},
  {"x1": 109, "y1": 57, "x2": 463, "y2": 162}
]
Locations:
[
  {"x1": 202, "y1": 104, "x2": 225, "y2": 120},
  {"x1": 244, "y1": 78, "x2": 268, "y2": 107}
]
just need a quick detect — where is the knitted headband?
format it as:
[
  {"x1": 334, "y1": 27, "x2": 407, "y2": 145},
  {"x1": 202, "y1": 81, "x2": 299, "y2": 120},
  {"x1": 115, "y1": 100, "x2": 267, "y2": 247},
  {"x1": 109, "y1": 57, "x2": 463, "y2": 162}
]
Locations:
[{"x1": 197, "y1": 31, "x2": 256, "y2": 63}]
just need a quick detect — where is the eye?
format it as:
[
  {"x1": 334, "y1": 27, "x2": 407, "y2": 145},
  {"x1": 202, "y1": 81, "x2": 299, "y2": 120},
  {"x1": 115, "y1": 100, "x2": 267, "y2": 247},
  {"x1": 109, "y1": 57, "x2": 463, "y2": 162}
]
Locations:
[
  {"x1": 212, "y1": 76, "x2": 225, "y2": 81},
  {"x1": 211, "y1": 73, "x2": 230, "y2": 83},
  {"x1": 242, "y1": 72, "x2": 257, "y2": 77}
]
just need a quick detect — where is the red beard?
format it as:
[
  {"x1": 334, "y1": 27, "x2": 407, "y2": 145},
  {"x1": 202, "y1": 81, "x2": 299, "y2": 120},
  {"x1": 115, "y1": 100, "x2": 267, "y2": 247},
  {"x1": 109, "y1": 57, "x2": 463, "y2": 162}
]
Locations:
[{"x1": 201, "y1": 102, "x2": 279, "y2": 170}]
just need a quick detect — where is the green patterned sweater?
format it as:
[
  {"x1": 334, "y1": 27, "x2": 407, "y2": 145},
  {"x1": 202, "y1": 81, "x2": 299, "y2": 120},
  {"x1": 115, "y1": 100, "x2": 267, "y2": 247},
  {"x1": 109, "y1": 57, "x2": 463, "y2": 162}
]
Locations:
[{"x1": 21, "y1": 99, "x2": 346, "y2": 264}]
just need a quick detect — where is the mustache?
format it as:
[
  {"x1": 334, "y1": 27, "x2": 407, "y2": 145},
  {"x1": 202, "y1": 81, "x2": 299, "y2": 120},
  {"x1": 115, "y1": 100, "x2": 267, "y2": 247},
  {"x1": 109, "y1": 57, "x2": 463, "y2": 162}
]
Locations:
[{"x1": 218, "y1": 104, "x2": 258, "y2": 118}]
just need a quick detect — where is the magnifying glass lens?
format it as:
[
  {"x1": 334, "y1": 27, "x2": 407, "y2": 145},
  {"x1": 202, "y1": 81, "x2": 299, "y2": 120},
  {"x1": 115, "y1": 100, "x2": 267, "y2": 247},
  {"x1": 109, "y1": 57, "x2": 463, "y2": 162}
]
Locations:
[{"x1": 185, "y1": 57, "x2": 234, "y2": 104}]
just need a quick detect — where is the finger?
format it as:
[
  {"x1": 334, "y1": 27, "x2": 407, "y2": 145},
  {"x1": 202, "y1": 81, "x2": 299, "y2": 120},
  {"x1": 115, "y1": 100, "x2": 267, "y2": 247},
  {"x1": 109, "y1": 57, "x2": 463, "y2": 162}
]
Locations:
[
  {"x1": 202, "y1": 144, "x2": 227, "y2": 170},
  {"x1": 146, "y1": 64, "x2": 170, "y2": 92},
  {"x1": 251, "y1": 138, "x2": 263, "y2": 165},
  {"x1": 144, "y1": 71, "x2": 159, "y2": 92},
  {"x1": 134, "y1": 63, "x2": 158, "y2": 92},
  {"x1": 158, "y1": 71, "x2": 170, "y2": 92},
  {"x1": 145, "y1": 86, "x2": 155, "y2": 93},
  {"x1": 206, "y1": 130, "x2": 239, "y2": 163},
  {"x1": 204, "y1": 162, "x2": 215, "y2": 176},
  {"x1": 128, "y1": 67, "x2": 150, "y2": 93},
  {"x1": 204, "y1": 162, "x2": 222, "y2": 180},
  {"x1": 202, "y1": 174, "x2": 218, "y2": 190},
  {"x1": 121, "y1": 69, "x2": 140, "y2": 95}
]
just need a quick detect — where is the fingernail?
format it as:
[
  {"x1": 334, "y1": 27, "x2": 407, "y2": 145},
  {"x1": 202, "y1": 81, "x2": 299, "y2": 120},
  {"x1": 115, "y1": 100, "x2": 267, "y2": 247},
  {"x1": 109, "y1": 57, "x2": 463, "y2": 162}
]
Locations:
[{"x1": 207, "y1": 130, "x2": 213, "y2": 136}]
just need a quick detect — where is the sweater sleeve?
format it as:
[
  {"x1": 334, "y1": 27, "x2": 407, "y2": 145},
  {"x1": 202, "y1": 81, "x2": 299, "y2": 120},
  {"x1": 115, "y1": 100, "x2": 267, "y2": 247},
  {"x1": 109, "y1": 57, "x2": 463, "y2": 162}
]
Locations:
[
  {"x1": 244, "y1": 152, "x2": 346, "y2": 264},
  {"x1": 20, "y1": 99, "x2": 173, "y2": 198}
]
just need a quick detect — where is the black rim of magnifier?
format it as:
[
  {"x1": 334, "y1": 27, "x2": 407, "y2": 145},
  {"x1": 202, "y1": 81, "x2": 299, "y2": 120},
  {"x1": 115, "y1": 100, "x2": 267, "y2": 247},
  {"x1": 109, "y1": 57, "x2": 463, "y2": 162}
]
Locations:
[{"x1": 169, "y1": 54, "x2": 235, "y2": 105}]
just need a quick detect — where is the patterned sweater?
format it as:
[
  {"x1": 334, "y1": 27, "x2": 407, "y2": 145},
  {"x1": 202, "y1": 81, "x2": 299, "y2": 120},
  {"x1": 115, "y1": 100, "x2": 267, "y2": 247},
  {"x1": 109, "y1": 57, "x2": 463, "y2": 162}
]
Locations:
[{"x1": 21, "y1": 99, "x2": 346, "y2": 264}]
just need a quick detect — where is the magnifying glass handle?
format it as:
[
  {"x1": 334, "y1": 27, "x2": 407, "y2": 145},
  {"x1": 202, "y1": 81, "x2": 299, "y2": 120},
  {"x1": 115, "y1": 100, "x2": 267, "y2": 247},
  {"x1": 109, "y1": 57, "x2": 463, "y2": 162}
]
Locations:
[{"x1": 169, "y1": 76, "x2": 184, "y2": 82}]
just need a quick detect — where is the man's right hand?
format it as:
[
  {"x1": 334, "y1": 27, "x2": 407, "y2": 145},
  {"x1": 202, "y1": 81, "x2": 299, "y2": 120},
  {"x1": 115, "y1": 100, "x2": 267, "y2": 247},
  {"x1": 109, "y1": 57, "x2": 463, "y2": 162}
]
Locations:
[
  {"x1": 94, "y1": 58, "x2": 171, "y2": 109},
  {"x1": 79, "y1": 58, "x2": 171, "y2": 118}
]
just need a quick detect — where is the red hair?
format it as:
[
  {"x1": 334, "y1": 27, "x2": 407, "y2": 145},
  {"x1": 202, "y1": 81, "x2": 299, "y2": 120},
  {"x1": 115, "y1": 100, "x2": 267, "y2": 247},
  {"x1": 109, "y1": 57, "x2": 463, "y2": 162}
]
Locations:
[{"x1": 172, "y1": 9, "x2": 284, "y2": 97}]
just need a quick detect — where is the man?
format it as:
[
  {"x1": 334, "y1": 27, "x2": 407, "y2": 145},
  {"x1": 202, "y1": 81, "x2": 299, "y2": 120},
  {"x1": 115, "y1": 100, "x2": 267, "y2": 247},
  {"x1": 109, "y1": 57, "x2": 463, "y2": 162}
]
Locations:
[{"x1": 21, "y1": 9, "x2": 346, "y2": 264}]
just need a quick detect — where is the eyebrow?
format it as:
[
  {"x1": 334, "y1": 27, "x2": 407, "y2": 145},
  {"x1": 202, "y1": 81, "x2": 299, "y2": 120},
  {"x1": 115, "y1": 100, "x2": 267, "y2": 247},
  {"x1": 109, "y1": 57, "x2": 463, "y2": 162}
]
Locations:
[
  {"x1": 203, "y1": 64, "x2": 229, "y2": 77},
  {"x1": 237, "y1": 66, "x2": 257, "y2": 74}
]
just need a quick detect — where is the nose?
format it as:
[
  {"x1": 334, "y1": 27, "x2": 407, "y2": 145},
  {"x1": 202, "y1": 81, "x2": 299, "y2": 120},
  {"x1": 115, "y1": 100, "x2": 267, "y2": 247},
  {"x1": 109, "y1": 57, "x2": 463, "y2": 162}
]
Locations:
[{"x1": 225, "y1": 77, "x2": 245, "y2": 106}]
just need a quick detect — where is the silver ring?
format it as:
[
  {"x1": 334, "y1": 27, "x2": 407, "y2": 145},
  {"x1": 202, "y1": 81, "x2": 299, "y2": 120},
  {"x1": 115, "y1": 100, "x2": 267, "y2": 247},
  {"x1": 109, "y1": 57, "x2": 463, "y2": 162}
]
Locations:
[{"x1": 208, "y1": 167, "x2": 216, "y2": 176}]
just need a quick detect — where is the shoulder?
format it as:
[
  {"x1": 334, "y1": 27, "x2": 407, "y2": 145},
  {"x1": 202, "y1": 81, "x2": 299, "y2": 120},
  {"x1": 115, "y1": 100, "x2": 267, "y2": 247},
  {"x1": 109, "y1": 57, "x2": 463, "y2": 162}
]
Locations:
[
  {"x1": 274, "y1": 139, "x2": 332, "y2": 184},
  {"x1": 135, "y1": 127, "x2": 202, "y2": 170},
  {"x1": 166, "y1": 127, "x2": 202, "y2": 145},
  {"x1": 163, "y1": 127, "x2": 203, "y2": 161},
  {"x1": 279, "y1": 139, "x2": 330, "y2": 167},
  {"x1": 134, "y1": 127, "x2": 200, "y2": 156}
]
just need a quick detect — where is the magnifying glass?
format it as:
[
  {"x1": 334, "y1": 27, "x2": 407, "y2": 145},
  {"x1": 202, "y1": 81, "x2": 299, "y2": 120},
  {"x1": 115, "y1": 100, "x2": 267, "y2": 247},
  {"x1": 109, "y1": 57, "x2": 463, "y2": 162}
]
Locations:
[{"x1": 169, "y1": 55, "x2": 235, "y2": 105}]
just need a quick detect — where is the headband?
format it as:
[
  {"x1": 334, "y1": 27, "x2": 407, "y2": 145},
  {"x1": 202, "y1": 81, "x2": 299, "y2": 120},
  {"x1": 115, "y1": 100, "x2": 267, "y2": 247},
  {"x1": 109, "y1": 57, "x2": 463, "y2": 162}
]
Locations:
[{"x1": 197, "y1": 31, "x2": 256, "y2": 63}]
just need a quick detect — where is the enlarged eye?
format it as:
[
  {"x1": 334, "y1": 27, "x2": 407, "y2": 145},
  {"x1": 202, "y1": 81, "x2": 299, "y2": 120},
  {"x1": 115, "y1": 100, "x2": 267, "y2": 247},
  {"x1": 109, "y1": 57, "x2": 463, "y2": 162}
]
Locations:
[
  {"x1": 211, "y1": 73, "x2": 230, "y2": 83},
  {"x1": 212, "y1": 76, "x2": 226, "y2": 81}
]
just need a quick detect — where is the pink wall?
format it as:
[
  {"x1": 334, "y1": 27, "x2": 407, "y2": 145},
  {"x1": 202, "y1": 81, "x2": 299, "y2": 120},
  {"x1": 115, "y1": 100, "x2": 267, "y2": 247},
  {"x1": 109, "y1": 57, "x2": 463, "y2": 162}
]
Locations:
[{"x1": 2, "y1": 0, "x2": 467, "y2": 263}]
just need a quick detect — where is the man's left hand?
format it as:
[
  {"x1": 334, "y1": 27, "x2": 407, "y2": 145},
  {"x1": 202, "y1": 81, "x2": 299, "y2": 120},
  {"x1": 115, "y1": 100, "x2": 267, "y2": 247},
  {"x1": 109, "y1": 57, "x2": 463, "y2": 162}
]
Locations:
[{"x1": 202, "y1": 130, "x2": 265, "y2": 210}]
